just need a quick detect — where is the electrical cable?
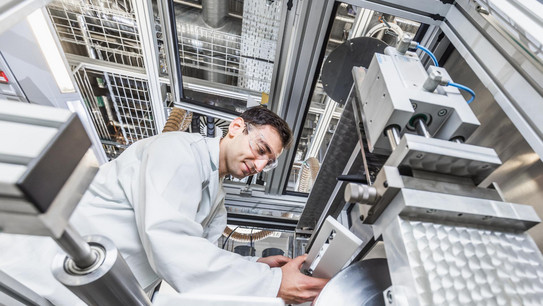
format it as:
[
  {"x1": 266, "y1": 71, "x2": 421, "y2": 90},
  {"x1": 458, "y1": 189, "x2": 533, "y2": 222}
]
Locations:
[
  {"x1": 416, "y1": 44, "x2": 439, "y2": 67},
  {"x1": 222, "y1": 226, "x2": 239, "y2": 249},
  {"x1": 447, "y1": 82, "x2": 476, "y2": 104}
]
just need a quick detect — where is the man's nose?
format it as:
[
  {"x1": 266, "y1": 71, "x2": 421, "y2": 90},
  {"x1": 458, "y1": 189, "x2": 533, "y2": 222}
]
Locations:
[{"x1": 254, "y1": 159, "x2": 267, "y2": 172}]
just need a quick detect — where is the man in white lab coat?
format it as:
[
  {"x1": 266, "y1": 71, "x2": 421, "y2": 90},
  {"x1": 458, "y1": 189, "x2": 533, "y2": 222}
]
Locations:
[{"x1": 0, "y1": 107, "x2": 327, "y2": 305}]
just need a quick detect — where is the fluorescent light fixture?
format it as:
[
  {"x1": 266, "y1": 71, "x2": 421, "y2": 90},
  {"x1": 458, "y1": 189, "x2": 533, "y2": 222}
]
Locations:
[{"x1": 27, "y1": 9, "x2": 75, "y2": 93}]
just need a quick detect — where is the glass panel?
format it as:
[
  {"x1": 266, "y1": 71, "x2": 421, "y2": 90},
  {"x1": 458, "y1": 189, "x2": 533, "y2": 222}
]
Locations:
[
  {"x1": 286, "y1": 3, "x2": 422, "y2": 193},
  {"x1": 173, "y1": 0, "x2": 285, "y2": 113}
]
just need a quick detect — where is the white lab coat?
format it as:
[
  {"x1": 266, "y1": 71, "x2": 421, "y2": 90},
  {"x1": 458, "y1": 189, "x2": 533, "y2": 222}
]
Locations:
[{"x1": 0, "y1": 132, "x2": 282, "y2": 304}]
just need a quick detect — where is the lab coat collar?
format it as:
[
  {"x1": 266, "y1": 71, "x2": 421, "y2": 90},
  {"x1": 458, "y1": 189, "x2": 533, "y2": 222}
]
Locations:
[{"x1": 207, "y1": 136, "x2": 221, "y2": 172}]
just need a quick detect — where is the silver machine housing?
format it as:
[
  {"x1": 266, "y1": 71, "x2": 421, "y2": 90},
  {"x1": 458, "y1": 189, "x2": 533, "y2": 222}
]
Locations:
[{"x1": 340, "y1": 34, "x2": 543, "y2": 305}]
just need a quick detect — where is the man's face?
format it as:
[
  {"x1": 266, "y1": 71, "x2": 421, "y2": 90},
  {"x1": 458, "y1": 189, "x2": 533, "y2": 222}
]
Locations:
[{"x1": 227, "y1": 122, "x2": 284, "y2": 179}]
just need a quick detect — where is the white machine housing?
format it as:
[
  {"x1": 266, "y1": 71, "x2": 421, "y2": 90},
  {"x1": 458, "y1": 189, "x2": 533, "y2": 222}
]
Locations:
[{"x1": 353, "y1": 47, "x2": 480, "y2": 155}]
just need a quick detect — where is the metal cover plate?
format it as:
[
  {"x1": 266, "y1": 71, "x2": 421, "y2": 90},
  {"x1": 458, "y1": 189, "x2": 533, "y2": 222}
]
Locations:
[
  {"x1": 386, "y1": 134, "x2": 501, "y2": 184},
  {"x1": 321, "y1": 37, "x2": 387, "y2": 104}
]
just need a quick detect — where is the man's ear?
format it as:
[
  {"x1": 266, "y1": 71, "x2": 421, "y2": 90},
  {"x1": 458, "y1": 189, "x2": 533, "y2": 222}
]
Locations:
[{"x1": 228, "y1": 117, "x2": 245, "y2": 137}]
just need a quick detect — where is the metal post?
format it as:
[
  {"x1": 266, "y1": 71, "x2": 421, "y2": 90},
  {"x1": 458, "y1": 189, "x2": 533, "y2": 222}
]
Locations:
[
  {"x1": 133, "y1": 0, "x2": 167, "y2": 132},
  {"x1": 414, "y1": 118, "x2": 431, "y2": 138},
  {"x1": 53, "y1": 224, "x2": 97, "y2": 269},
  {"x1": 157, "y1": 0, "x2": 185, "y2": 102},
  {"x1": 385, "y1": 125, "x2": 401, "y2": 150}
]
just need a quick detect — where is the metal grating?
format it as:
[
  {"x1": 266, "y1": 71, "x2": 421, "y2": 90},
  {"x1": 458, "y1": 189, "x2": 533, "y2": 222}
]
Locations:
[
  {"x1": 177, "y1": 23, "x2": 275, "y2": 88},
  {"x1": 47, "y1": 0, "x2": 145, "y2": 68},
  {"x1": 178, "y1": 24, "x2": 243, "y2": 80},
  {"x1": 400, "y1": 218, "x2": 543, "y2": 305},
  {"x1": 73, "y1": 66, "x2": 160, "y2": 159},
  {"x1": 105, "y1": 72, "x2": 157, "y2": 144},
  {"x1": 238, "y1": 0, "x2": 282, "y2": 93}
]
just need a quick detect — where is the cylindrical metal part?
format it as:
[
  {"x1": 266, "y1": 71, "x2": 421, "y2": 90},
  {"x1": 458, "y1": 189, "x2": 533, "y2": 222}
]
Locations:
[
  {"x1": 344, "y1": 183, "x2": 378, "y2": 205},
  {"x1": 451, "y1": 137, "x2": 464, "y2": 143},
  {"x1": 202, "y1": 0, "x2": 228, "y2": 28},
  {"x1": 52, "y1": 235, "x2": 151, "y2": 306},
  {"x1": 385, "y1": 125, "x2": 401, "y2": 150},
  {"x1": 414, "y1": 118, "x2": 431, "y2": 138},
  {"x1": 262, "y1": 248, "x2": 285, "y2": 258},
  {"x1": 54, "y1": 224, "x2": 97, "y2": 269},
  {"x1": 206, "y1": 116, "x2": 215, "y2": 137},
  {"x1": 191, "y1": 113, "x2": 200, "y2": 133},
  {"x1": 396, "y1": 33, "x2": 413, "y2": 54},
  {"x1": 423, "y1": 70, "x2": 443, "y2": 92},
  {"x1": 234, "y1": 245, "x2": 256, "y2": 256}
]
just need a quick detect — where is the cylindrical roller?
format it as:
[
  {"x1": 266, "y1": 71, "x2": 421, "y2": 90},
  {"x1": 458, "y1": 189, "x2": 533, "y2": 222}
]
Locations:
[
  {"x1": 202, "y1": 0, "x2": 228, "y2": 28},
  {"x1": 344, "y1": 183, "x2": 378, "y2": 205},
  {"x1": 396, "y1": 33, "x2": 414, "y2": 54},
  {"x1": 262, "y1": 248, "x2": 284, "y2": 258},
  {"x1": 52, "y1": 235, "x2": 151, "y2": 306},
  {"x1": 233, "y1": 245, "x2": 256, "y2": 256}
]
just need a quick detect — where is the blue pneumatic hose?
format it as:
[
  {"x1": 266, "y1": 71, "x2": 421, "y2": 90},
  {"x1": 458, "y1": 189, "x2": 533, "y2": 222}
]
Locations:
[
  {"x1": 447, "y1": 82, "x2": 475, "y2": 104},
  {"x1": 416, "y1": 44, "x2": 439, "y2": 67}
]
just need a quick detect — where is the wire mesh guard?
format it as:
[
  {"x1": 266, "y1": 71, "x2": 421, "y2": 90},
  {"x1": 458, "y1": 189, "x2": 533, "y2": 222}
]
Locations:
[
  {"x1": 238, "y1": 0, "x2": 283, "y2": 93},
  {"x1": 47, "y1": 0, "x2": 283, "y2": 159},
  {"x1": 74, "y1": 66, "x2": 159, "y2": 159},
  {"x1": 47, "y1": 0, "x2": 282, "y2": 93},
  {"x1": 48, "y1": 0, "x2": 145, "y2": 68}
]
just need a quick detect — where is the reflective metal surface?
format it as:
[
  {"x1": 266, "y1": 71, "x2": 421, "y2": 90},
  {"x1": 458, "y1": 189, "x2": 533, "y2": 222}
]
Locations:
[
  {"x1": 383, "y1": 216, "x2": 543, "y2": 305},
  {"x1": 52, "y1": 235, "x2": 151, "y2": 306},
  {"x1": 301, "y1": 216, "x2": 362, "y2": 278},
  {"x1": 314, "y1": 259, "x2": 391, "y2": 306},
  {"x1": 53, "y1": 224, "x2": 96, "y2": 269}
]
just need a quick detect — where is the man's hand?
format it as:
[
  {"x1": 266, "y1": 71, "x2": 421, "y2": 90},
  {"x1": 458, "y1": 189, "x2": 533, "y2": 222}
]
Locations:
[
  {"x1": 257, "y1": 255, "x2": 292, "y2": 268},
  {"x1": 277, "y1": 254, "x2": 329, "y2": 304}
]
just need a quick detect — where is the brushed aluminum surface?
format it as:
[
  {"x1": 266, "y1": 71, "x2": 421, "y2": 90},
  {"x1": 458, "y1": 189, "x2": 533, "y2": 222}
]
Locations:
[
  {"x1": 385, "y1": 133, "x2": 501, "y2": 184},
  {"x1": 384, "y1": 217, "x2": 543, "y2": 305}
]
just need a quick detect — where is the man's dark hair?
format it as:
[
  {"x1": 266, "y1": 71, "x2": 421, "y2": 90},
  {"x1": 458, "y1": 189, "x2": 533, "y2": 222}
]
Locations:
[{"x1": 240, "y1": 106, "x2": 293, "y2": 149}]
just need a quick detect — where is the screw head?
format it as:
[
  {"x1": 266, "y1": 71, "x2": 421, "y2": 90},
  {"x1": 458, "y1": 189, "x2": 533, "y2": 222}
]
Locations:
[
  {"x1": 386, "y1": 290, "x2": 393, "y2": 303},
  {"x1": 438, "y1": 109, "x2": 447, "y2": 117},
  {"x1": 411, "y1": 103, "x2": 417, "y2": 110},
  {"x1": 416, "y1": 153, "x2": 424, "y2": 159}
]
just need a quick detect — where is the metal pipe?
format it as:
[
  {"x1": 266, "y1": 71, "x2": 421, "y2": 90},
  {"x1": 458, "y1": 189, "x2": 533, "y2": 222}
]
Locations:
[
  {"x1": 414, "y1": 118, "x2": 431, "y2": 138},
  {"x1": 385, "y1": 125, "x2": 401, "y2": 150},
  {"x1": 202, "y1": 0, "x2": 228, "y2": 28},
  {"x1": 451, "y1": 137, "x2": 464, "y2": 143},
  {"x1": 158, "y1": 0, "x2": 185, "y2": 101},
  {"x1": 54, "y1": 224, "x2": 97, "y2": 269}
]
